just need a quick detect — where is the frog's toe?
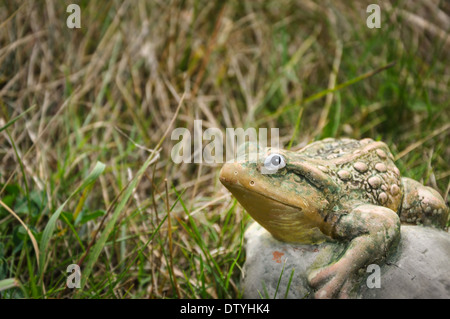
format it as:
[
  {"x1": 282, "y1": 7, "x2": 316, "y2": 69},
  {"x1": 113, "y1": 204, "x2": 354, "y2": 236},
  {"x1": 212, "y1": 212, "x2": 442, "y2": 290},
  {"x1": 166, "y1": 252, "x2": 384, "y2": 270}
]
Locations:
[
  {"x1": 307, "y1": 263, "x2": 348, "y2": 298},
  {"x1": 400, "y1": 177, "x2": 449, "y2": 228},
  {"x1": 308, "y1": 266, "x2": 357, "y2": 299},
  {"x1": 308, "y1": 264, "x2": 337, "y2": 288},
  {"x1": 313, "y1": 278, "x2": 344, "y2": 299},
  {"x1": 337, "y1": 274, "x2": 359, "y2": 298},
  {"x1": 312, "y1": 273, "x2": 347, "y2": 299}
]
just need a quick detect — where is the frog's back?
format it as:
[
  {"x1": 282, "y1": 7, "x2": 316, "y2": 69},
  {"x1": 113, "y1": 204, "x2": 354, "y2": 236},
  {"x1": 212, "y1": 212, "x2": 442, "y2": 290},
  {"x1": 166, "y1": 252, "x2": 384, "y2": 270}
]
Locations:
[
  {"x1": 298, "y1": 138, "x2": 403, "y2": 213},
  {"x1": 300, "y1": 138, "x2": 376, "y2": 159}
]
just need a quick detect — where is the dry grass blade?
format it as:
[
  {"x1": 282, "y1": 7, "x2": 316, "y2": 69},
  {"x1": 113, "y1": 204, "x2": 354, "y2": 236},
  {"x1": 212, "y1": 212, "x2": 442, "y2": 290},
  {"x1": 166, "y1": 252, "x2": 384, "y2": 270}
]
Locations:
[
  {"x1": 395, "y1": 123, "x2": 450, "y2": 160},
  {"x1": 191, "y1": 4, "x2": 227, "y2": 98},
  {"x1": 0, "y1": 199, "x2": 42, "y2": 296},
  {"x1": 165, "y1": 179, "x2": 181, "y2": 298},
  {"x1": 315, "y1": 39, "x2": 343, "y2": 135},
  {"x1": 0, "y1": 200, "x2": 40, "y2": 269},
  {"x1": 0, "y1": 3, "x2": 25, "y2": 30}
]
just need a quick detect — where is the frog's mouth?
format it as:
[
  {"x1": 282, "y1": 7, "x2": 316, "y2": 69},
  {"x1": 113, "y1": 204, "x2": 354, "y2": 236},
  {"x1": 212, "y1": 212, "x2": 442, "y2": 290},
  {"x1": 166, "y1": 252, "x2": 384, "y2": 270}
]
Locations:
[
  {"x1": 221, "y1": 181, "x2": 301, "y2": 213},
  {"x1": 219, "y1": 163, "x2": 331, "y2": 243}
]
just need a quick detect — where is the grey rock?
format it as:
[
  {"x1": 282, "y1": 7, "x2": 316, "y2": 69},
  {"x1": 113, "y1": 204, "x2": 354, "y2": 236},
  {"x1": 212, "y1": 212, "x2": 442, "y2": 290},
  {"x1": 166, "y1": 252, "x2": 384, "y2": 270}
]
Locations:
[{"x1": 242, "y1": 223, "x2": 450, "y2": 299}]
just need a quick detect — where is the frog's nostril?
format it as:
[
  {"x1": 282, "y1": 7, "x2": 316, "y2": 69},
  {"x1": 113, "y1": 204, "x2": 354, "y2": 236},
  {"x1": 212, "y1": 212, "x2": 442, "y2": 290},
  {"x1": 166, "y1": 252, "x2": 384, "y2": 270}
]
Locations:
[
  {"x1": 250, "y1": 180, "x2": 255, "y2": 186},
  {"x1": 234, "y1": 171, "x2": 238, "y2": 175}
]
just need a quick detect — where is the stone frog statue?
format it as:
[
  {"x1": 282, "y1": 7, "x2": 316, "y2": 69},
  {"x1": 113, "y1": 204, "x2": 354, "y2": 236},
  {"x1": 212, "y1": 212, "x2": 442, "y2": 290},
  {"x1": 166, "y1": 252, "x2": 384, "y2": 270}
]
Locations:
[{"x1": 219, "y1": 138, "x2": 449, "y2": 298}]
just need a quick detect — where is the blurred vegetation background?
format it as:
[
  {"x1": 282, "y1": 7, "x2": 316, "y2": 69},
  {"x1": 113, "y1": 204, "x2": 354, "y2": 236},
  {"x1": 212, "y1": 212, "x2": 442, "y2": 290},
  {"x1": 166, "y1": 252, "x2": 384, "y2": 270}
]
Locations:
[{"x1": 0, "y1": 0, "x2": 449, "y2": 298}]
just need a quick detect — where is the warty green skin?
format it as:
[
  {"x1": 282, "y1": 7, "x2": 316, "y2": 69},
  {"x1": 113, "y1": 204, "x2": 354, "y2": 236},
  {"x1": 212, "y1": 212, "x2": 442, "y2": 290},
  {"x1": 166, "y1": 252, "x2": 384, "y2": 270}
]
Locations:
[{"x1": 220, "y1": 138, "x2": 449, "y2": 298}]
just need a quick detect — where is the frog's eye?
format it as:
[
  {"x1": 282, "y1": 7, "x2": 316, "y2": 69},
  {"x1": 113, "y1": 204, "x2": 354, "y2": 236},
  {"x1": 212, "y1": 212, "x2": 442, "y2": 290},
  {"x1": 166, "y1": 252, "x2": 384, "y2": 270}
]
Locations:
[{"x1": 262, "y1": 153, "x2": 286, "y2": 174}]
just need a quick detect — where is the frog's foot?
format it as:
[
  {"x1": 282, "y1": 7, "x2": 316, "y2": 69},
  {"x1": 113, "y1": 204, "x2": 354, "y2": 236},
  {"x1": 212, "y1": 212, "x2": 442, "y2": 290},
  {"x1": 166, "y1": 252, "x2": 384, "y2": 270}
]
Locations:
[
  {"x1": 307, "y1": 204, "x2": 400, "y2": 299},
  {"x1": 400, "y1": 177, "x2": 449, "y2": 229}
]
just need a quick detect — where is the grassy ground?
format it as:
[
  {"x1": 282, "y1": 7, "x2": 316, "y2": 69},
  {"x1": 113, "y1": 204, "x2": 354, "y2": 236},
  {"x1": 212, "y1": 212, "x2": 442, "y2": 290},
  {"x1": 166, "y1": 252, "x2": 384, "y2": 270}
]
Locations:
[{"x1": 0, "y1": 0, "x2": 449, "y2": 298}]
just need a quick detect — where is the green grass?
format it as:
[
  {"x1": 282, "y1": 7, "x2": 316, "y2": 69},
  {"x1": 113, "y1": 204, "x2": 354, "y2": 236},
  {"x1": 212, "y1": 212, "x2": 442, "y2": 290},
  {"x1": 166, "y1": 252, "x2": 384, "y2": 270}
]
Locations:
[{"x1": 0, "y1": 0, "x2": 449, "y2": 299}]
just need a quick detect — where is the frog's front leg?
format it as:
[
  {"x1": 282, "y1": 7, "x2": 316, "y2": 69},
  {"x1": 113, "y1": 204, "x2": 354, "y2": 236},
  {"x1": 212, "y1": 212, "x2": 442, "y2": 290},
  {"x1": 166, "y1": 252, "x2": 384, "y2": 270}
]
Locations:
[{"x1": 308, "y1": 204, "x2": 400, "y2": 299}]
